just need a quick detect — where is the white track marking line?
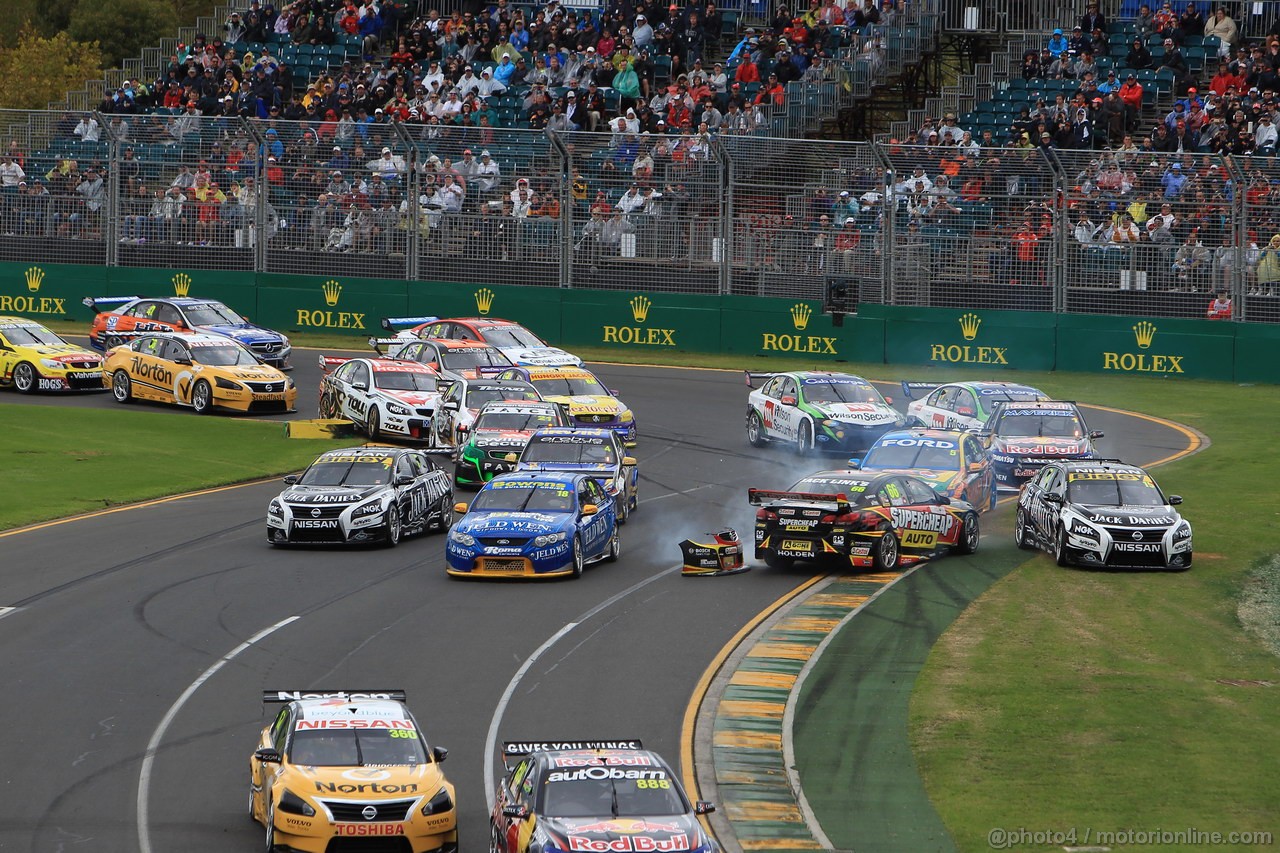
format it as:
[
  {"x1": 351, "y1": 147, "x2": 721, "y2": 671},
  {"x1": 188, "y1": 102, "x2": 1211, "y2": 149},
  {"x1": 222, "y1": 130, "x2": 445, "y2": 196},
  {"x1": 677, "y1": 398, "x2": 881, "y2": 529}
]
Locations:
[
  {"x1": 137, "y1": 616, "x2": 300, "y2": 853},
  {"x1": 639, "y1": 483, "x2": 719, "y2": 504},
  {"x1": 0, "y1": 607, "x2": 16, "y2": 620},
  {"x1": 484, "y1": 566, "x2": 680, "y2": 810}
]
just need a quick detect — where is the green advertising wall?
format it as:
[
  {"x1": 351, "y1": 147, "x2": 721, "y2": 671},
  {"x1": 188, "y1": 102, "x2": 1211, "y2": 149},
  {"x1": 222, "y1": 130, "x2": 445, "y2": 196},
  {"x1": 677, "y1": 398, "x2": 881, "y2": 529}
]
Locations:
[
  {"x1": 1234, "y1": 322, "x2": 1280, "y2": 385},
  {"x1": 858, "y1": 304, "x2": 1058, "y2": 371},
  {"x1": 1055, "y1": 313, "x2": 1236, "y2": 380}
]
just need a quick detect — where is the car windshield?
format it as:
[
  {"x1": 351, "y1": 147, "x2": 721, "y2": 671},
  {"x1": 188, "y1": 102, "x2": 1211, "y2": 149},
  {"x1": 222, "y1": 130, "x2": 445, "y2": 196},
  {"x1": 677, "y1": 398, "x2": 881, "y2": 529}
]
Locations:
[
  {"x1": 192, "y1": 343, "x2": 259, "y2": 367},
  {"x1": 298, "y1": 456, "x2": 394, "y2": 487},
  {"x1": 471, "y1": 483, "x2": 577, "y2": 512},
  {"x1": 862, "y1": 441, "x2": 961, "y2": 470},
  {"x1": 442, "y1": 348, "x2": 512, "y2": 369},
  {"x1": 1067, "y1": 475, "x2": 1166, "y2": 507},
  {"x1": 522, "y1": 438, "x2": 616, "y2": 465},
  {"x1": 540, "y1": 769, "x2": 686, "y2": 818},
  {"x1": 468, "y1": 386, "x2": 540, "y2": 408},
  {"x1": 981, "y1": 386, "x2": 1044, "y2": 402},
  {"x1": 289, "y1": 727, "x2": 427, "y2": 766},
  {"x1": 996, "y1": 410, "x2": 1083, "y2": 438},
  {"x1": 803, "y1": 379, "x2": 882, "y2": 404},
  {"x1": 475, "y1": 411, "x2": 558, "y2": 432},
  {"x1": 183, "y1": 302, "x2": 244, "y2": 326},
  {"x1": 375, "y1": 371, "x2": 439, "y2": 391},
  {"x1": 531, "y1": 375, "x2": 607, "y2": 397},
  {"x1": 1, "y1": 323, "x2": 64, "y2": 346},
  {"x1": 791, "y1": 476, "x2": 873, "y2": 505},
  {"x1": 481, "y1": 326, "x2": 544, "y2": 348}
]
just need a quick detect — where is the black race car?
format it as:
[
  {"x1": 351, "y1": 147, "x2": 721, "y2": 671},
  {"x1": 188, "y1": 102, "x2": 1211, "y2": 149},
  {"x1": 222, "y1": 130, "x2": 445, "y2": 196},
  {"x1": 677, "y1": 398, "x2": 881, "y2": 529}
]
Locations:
[
  {"x1": 1015, "y1": 459, "x2": 1192, "y2": 570},
  {"x1": 267, "y1": 446, "x2": 453, "y2": 546}
]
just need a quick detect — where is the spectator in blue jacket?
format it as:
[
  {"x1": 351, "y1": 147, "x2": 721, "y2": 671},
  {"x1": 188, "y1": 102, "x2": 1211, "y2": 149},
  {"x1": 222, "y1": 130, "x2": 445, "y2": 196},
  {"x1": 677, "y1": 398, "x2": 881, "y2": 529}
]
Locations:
[{"x1": 1047, "y1": 27, "x2": 1069, "y2": 55}]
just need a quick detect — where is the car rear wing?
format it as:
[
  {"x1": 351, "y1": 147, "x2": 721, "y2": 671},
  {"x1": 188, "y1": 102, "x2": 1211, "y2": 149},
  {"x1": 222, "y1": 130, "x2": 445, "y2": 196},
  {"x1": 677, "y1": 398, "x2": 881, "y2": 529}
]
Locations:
[
  {"x1": 263, "y1": 689, "x2": 407, "y2": 703},
  {"x1": 381, "y1": 316, "x2": 438, "y2": 333},
  {"x1": 368, "y1": 336, "x2": 404, "y2": 355},
  {"x1": 502, "y1": 739, "x2": 644, "y2": 768},
  {"x1": 748, "y1": 488, "x2": 850, "y2": 514},
  {"x1": 899, "y1": 381, "x2": 942, "y2": 400},
  {"x1": 744, "y1": 370, "x2": 780, "y2": 389},
  {"x1": 82, "y1": 295, "x2": 142, "y2": 314},
  {"x1": 318, "y1": 355, "x2": 351, "y2": 373}
]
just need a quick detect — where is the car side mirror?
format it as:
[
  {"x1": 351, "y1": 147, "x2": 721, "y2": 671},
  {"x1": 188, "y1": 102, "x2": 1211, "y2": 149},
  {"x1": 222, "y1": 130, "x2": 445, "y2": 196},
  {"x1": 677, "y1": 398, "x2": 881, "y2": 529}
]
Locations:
[
  {"x1": 1044, "y1": 493, "x2": 1063, "y2": 504},
  {"x1": 1168, "y1": 494, "x2": 1183, "y2": 505},
  {"x1": 956, "y1": 406, "x2": 974, "y2": 416},
  {"x1": 936, "y1": 494, "x2": 951, "y2": 504},
  {"x1": 454, "y1": 502, "x2": 469, "y2": 513},
  {"x1": 394, "y1": 473, "x2": 414, "y2": 486},
  {"x1": 780, "y1": 395, "x2": 797, "y2": 406},
  {"x1": 254, "y1": 747, "x2": 282, "y2": 764},
  {"x1": 504, "y1": 453, "x2": 518, "y2": 462},
  {"x1": 432, "y1": 745, "x2": 449, "y2": 763},
  {"x1": 968, "y1": 461, "x2": 984, "y2": 472},
  {"x1": 611, "y1": 388, "x2": 620, "y2": 395},
  {"x1": 502, "y1": 804, "x2": 530, "y2": 820},
  {"x1": 352, "y1": 379, "x2": 369, "y2": 391},
  {"x1": 427, "y1": 361, "x2": 438, "y2": 370},
  {"x1": 882, "y1": 395, "x2": 894, "y2": 404},
  {"x1": 174, "y1": 357, "x2": 192, "y2": 366},
  {"x1": 622, "y1": 456, "x2": 637, "y2": 466},
  {"x1": 1089, "y1": 430, "x2": 1105, "y2": 439},
  {"x1": 846, "y1": 457, "x2": 862, "y2": 469},
  {"x1": 443, "y1": 400, "x2": 459, "y2": 410},
  {"x1": 582, "y1": 503, "x2": 598, "y2": 516},
  {"x1": 694, "y1": 801, "x2": 716, "y2": 815},
  {"x1": 283, "y1": 474, "x2": 298, "y2": 485}
]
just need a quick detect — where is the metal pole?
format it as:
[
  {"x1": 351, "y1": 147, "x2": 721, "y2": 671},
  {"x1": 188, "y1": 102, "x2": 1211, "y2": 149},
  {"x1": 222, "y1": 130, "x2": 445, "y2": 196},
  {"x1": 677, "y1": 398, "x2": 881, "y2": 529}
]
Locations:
[
  {"x1": 99, "y1": 110, "x2": 119, "y2": 267},
  {"x1": 393, "y1": 122, "x2": 419, "y2": 282},
  {"x1": 718, "y1": 137, "x2": 733, "y2": 296},
  {"x1": 546, "y1": 129, "x2": 572, "y2": 288}
]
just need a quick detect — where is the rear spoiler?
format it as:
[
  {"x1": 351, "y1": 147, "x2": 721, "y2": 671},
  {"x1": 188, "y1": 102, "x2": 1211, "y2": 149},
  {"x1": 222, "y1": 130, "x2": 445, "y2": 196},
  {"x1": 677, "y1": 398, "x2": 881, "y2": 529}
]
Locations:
[
  {"x1": 319, "y1": 355, "x2": 351, "y2": 373},
  {"x1": 368, "y1": 336, "x2": 404, "y2": 356},
  {"x1": 748, "y1": 488, "x2": 850, "y2": 513},
  {"x1": 381, "y1": 316, "x2": 438, "y2": 332},
  {"x1": 502, "y1": 739, "x2": 644, "y2": 768},
  {"x1": 900, "y1": 381, "x2": 942, "y2": 400},
  {"x1": 264, "y1": 689, "x2": 407, "y2": 703},
  {"x1": 744, "y1": 370, "x2": 779, "y2": 389},
  {"x1": 82, "y1": 295, "x2": 142, "y2": 313}
]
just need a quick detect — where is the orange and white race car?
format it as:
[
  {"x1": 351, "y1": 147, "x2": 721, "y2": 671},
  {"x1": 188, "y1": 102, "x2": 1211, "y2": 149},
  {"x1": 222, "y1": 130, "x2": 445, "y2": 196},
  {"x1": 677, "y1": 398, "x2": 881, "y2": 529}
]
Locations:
[{"x1": 250, "y1": 689, "x2": 457, "y2": 853}]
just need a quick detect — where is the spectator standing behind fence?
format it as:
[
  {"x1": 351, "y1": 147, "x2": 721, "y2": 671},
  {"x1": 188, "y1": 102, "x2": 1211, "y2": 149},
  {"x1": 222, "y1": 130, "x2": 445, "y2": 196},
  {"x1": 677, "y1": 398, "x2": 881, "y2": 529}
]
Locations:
[
  {"x1": 1205, "y1": 290, "x2": 1232, "y2": 319},
  {"x1": 1256, "y1": 234, "x2": 1280, "y2": 295}
]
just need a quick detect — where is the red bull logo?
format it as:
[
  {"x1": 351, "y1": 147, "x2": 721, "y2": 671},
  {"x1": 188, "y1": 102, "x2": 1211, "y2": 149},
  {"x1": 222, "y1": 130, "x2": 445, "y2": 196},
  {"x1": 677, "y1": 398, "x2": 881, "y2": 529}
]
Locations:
[
  {"x1": 567, "y1": 820, "x2": 682, "y2": 835},
  {"x1": 568, "y1": 834, "x2": 690, "y2": 852},
  {"x1": 553, "y1": 754, "x2": 654, "y2": 768}
]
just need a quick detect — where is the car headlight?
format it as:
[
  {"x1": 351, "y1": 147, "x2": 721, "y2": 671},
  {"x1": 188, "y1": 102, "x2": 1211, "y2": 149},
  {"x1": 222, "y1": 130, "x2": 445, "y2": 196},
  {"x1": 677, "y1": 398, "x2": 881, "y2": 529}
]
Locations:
[
  {"x1": 618, "y1": 409, "x2": 634, "y2": 423},
  {"x1": 530, "y1": 825, "x2": 552, "y2": 853},
  {"x1": 450, "y1": 529, "x2": 476, "y2": 546},
  {"x1": 1173, "y1": 521, "x2": 1192, "y2": 540},
  {"x1": 214, "y1": 376, "x2": 242, "y2": 390},
  {"x1": 278, "y1": 789, "x2": 315, "y2": 817},
  {"x1": 533, "y1": 531, "x2": 566, "y2": 547},
  {"x1": 354, "y1": 500, "x2": 385, "y2": 517},
  {"x1": 385, "y1": 401, "x2": 411, "y2": 416},
  {"x1": 421, "y1": 787, "x2": 453, "y2": 816},
  {"x1": 285, "y1": 377, "x2": 295, "y2": 390},
  {"x1": 1068, "y1": 519, "x2": 1100, "y2": 542},
  {"x1": 822, "y1": 419, "x2": 838, "y2": 429},
  {"x1": 40, "y1": 358, "x2": 63, "y2": 370},
  {"x1": 280, "y1": 335, "x2": 290, "y2": 348},
  {"x1": 268, "y1": 500, "x2": 283, "y2": 516}
]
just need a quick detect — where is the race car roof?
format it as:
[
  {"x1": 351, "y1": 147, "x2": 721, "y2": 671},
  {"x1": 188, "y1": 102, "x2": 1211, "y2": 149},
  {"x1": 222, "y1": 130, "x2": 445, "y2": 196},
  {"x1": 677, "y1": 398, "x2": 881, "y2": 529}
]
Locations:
[
  {"x1": 532, "y1": 427, "x2": 613, "y2": 440},
  {"x1": 965, "y1": 381, "x2": 1043, "y2": 393},
  {"x1": 430, "y1": 339, "x2": 502, "y2": 350},
  {"x1": 453, "y1": 317, "x2": 522, "y2": 328},
  {"x1": 794, "y1": 470, "x2": 877, "y2": 489},
  {"x1": 0, "y1": 316, "x2": 46, "y2": 327},
  {"x1": 368, "y1": 358, "x2": 439, "y2": 373},
  {"x1": 522, "y1": 367, "x2": 594, "y2": 379},
  {"x1": 130, "y1": 331, "x2": 227, "y2": 346},
  {"x1": 1058, "y1": 459, "x2": 1140, "y2": 474},
  {"x1": 875, "y1": 427, "x2": 970, "y2": 443},
  {"x1": 796, "y1": 371, "x2": 872, "y2": 383},
  {"x1": 480, "y1": 400, "x2": 558, "y2": 414},
  {"x1": 488, "y1": 472, "x2": 583, "y2": 489},
  {"x1": 317, "y1": 447, "x2": 403, "y2": 461},
  {"x1": 999, "y1": 400, "x2": 1078, "y2": 412},
  {"x1": 293, "y1": 698, "x2": 414, "y2": 725}
]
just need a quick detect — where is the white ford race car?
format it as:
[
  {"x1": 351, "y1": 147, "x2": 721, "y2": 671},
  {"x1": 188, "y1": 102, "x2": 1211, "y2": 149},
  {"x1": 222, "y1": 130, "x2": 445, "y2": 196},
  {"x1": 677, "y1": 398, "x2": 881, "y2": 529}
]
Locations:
[{"x1": 746, "y1": 370, "x2": 911, "y2": 456}]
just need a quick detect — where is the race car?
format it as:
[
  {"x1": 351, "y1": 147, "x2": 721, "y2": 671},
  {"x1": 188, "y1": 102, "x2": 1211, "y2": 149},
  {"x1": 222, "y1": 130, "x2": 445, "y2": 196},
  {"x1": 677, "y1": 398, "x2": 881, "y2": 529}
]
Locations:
[
  {"x1": 318, "y1": 356, "x2": 444, "y2": 442},
  {"x1": 431, "y1": 377, "x2": 542, "y2": 449},
  {"x1": 453, "y1": 400, "x2": 566, "y2": 489},
  {"x1": 745, "y1": 370, "x2": 910, "y2": 456},
  {"x1": 515, "y1": 427, "x2": 639, "y2": 523},
  {"x1": 84, "y1": 295, "x2": 291, "y2": 368},
  {"x1": 902, "y1": 380, "x2": 1048, "y2": 431},
  {"x1": 249, "y1": 689, "x2": 457, "y2": 853},
  {"x1": 370, "y1": 336, "x2": 514, "y2": 380},
  {"x1": 446, "y1": 472, "x2": 619, "y2": 578},
  {"x1": 981, "y1": 400, "x2": 1104, "y2": 491},
  {"x1": 104, "y1": 332, "x2": 296, "y2": 414},
  {"x1": 851, "y1": 428, "x2": 997, "y2": 512},
  {"x1": 267, "y1": 446, "x2": 454, "y2": 546},
  {"x1": 1015, "y1": 459, "x2": 1192, "y2": 570},
  {"x1": 495, "y1": 366, "x2": 637, "y2": 447},
  {"x1": 750, "y1": 470, "x2": 979, "y2": 571},
  {"x1": 0, "y1": 316, "x2": 105, "y2": 393},
  {"x1": 491, "y1": 740, "x2": 716, "y2": 853},
  {"x1": 382, "y1": 316, "x2": 582, "y2": 367}
]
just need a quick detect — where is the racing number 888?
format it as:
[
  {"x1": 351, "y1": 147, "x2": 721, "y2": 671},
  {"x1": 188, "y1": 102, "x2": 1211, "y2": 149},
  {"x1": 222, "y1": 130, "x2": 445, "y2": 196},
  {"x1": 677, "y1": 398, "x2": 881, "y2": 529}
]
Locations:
[{"x1": 636, "y1": 779, "x2": 670, "y2": 789}]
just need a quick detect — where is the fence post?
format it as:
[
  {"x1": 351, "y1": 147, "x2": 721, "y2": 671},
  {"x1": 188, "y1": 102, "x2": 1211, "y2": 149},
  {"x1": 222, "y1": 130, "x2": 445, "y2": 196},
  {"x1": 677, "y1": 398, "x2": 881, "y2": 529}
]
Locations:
[
  {"x1": 871, "y1": 141, "x2": 894, "y2": 305},
  {"x1": 547, "y1": 129, "x2": 572, "y2": 289},
  {"x1": 718, "y1": 137, "x2": 733, "y2": 295},
  {"x1": 1224, "y1": 153, "x2": 1246, "y2": 322},
  {"x1": 393, "y1": 122, "x2": 419, "y2": 282},
  {"x1": 100, "y1": 111, "x2": 119, "y2": 267},
  {"x1": 239, "y1": 118, "x2": 267, "y2": 274},
  {"x1": 1044, "y1": 146, "x2": 1066, "y2": 313}
]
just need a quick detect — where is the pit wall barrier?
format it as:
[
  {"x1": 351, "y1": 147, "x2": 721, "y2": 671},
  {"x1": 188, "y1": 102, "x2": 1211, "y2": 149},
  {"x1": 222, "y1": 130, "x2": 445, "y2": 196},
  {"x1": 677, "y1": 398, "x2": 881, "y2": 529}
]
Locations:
[{"x1": 2, "y1": 262, "x2": 1265, "y2": 384}]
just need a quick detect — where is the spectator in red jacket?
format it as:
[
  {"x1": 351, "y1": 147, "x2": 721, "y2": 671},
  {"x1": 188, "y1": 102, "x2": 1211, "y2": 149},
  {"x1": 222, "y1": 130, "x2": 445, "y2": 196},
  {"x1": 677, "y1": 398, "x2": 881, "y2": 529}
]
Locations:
[
  {"x1": 1206, "y1": 290, "x2": 1232, "y2": 319},
  {"x1": 1118, "y1": 73, "x2": 1143, "y2": 129}
]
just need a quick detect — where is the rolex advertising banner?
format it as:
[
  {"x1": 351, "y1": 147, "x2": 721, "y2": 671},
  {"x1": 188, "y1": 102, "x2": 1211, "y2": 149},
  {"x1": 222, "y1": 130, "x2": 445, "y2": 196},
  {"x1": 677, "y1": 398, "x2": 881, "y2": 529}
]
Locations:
[
  {"x1": 254, "y1": 274, "x2": 408, "y2": 336},
  {"x1": 1055, "y1": 313, "x2": 1235, "y2": 381},
  {"x1": 406, "y1": 282, "x2": 564, "y2": 346},
  {"x1": 0, "y1": 262, "x2": 105, "y2": 323},
  {"x1": 559, "y1": 290, "x2": 722, "y2": 353},
  {"x1": 719, "y1": 295, "x2": 885, "y2": 364},
  {"x1": 859, "y1": 304, "x2": 1057, "y2": 371},
  {"x1": 106, "y1": 268, "x2": 258, "y2": 315}
]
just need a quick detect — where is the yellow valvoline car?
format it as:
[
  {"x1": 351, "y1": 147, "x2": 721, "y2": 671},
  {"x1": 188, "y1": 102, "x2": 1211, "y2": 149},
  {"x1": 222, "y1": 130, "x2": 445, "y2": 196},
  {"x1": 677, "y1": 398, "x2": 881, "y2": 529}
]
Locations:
[
  {"x1": 495, "y1": 366, "x2": 636, "y2": 447},
  {"x1": 251, "y1": 689, "x2": 458, "y2": 853},
  {"x1": 0, "y1": 315, "x2": 106, "y2": 393},
  {"x1": 103, "y1": 331, "x2": 296, "y2": 414}
]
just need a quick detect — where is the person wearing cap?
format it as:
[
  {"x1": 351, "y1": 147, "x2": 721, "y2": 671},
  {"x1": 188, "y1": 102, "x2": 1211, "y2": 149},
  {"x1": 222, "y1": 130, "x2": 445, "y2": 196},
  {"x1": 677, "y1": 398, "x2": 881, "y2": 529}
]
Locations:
[
  {"x1": 476, "y1": 66, "x2": 507, "y2": 98},
  {"x1": 1126, "y1": 36, "x2": 1153, "y2": 70},
  {"x1": 1117, "y1": 73, "x2": 1144, "y2": 130},
  {"x1": 374, "y1": 147, "x2": 404, "y2": 181},
  {"x1": 1159, "y1": 36, "x2": 1192, "y2": 94}
]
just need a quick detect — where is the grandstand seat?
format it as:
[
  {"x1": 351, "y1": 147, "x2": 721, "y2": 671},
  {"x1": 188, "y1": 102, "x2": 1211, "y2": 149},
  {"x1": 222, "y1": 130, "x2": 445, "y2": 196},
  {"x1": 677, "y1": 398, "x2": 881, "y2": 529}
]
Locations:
[{"x1": 296, "y1": 44, "x2": 315, "y2": 57}]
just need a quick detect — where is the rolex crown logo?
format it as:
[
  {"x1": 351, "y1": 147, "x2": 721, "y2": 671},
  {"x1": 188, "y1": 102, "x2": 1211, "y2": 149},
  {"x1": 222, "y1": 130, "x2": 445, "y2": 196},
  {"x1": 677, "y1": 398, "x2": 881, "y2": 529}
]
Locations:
[
  {"x1": 1133, "y1": 320, "x2": 1157, "y2": 350},
  {"x1": 172, "y1": 273, "x2": 192, "y2": 297},
  {"x1": 630, "y1": 295, "x2": 652, "y2": 324},
  {"x1": 475, "y1": 287, "x2": 495, "y2": 316},
  {"x1": 25, "y1": 266, "x2": 44, "y2": 293},
  {"x1": 790, "y1": 303, "x2": 812, "y2": 331},
  {"x1": 322, "y1": 280, "x2": 343, "y2": 307},
  {"x1": 958, "y1": 312, "x2": 982, "y2": 341}
]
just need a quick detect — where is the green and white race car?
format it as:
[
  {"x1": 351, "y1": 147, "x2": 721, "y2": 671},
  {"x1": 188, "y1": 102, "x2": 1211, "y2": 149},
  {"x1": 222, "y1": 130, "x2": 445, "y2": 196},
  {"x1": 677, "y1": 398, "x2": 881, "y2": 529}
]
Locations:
[
  {"x1": 745, "y1": 371, "x2": 910, "y2": 456},
  {"x1": 452, "y1": 399, "x2": 565, "y2": 489},
  {"x1": 902, "y1": 380, "x2": 1047, "y2": 431}
]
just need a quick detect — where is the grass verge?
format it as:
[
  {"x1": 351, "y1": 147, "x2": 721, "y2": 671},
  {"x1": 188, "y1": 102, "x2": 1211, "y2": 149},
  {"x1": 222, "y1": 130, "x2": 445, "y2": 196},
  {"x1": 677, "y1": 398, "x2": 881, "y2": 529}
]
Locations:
[{"x1": 0, "y1": 406, "x2": 346, "y2": 530}]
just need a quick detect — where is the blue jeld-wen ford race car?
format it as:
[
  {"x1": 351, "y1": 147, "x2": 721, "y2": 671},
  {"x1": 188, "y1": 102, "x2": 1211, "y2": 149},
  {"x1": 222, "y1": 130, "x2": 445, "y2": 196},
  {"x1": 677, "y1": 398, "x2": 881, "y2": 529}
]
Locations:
[{"x1": 446, "y1": 472, "x2": 620, "y2": 579}]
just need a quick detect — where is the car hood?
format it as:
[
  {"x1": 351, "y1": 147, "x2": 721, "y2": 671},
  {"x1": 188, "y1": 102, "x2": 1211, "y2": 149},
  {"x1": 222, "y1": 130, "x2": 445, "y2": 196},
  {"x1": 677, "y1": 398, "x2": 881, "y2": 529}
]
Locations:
[
  {"x1": 21, "y1": 344, "x2": 100, "y2": 361},
  {"x1": 199, "y1": 322, "x2": 284, "y2": 344},
  {"x1": 458, "y1": 510, "x2": 569, "y2": 536},
  {"x1": 864, "y1": 466, "x2": 959, "y2": 491},
  {"x1": 501, "y1": 346, "x2": 579, "y2": 367},
  {"x1": 1076, "y1": 506, "x2": 1181, "y2": 526},
  {"x1": 543, "y1": 395, "x2": 626, "y2": 416},
  {"x1": 285, "y1": 763, "x2": 444, "y2": 799},
  {"x1": 518, "y1": 461, "x2": 615, "y2": 476},
  {"x1": 377, "y1": 389, "x2": 440, "y2": 407},
  {"x1": 213, "y1": 364, "x2": 288, "y2": 381},
  {"x1": 540, "y1": 815, "x2": 704, "y2": 853},
  {"x1": 811, "y1": 402, "x2": 901, "y2": 424},
  {"x1": 993, "y1": 436, "x2": 1092, "y2": 456},
  {"x1": 278, "y1": 485, "x2": 386, "y2": 504}
]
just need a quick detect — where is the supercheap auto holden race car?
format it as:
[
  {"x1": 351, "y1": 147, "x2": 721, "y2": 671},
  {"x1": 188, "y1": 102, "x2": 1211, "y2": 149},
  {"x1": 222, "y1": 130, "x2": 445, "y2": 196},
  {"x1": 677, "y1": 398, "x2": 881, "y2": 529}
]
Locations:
[
  {"x1": 382, "y1": 316, "x2": 582, "y2": 367},
  {"x1": 431, "y1": 377, "x2": 542, "y2": 449},
  {"x1": 446, "y1": 472, "x2": 619, "y2": 579},
  {"x1": 453, "y1": 401, "x2": 566, "y2": 489},
  {"x1": 0, "y1": 316, "x2": 104, "y2": 393},
  {"x1": 371, "y1": 336, "x2": 515, "y2": 381},
  {"x1": 84, "y1": 295, "x2": 291, "y2": 368},
  {"x1": 750, "y1": 470, "x2": 979, "y2": 571},
  {"x1": 267, "y1": 447, "x2": 453, "y2": 546},
  {"x1": 491, "y1": 740, "x2": 717, "y2": 853},
  {"x1": 497, "y1": 366, "x2": 637, "y2": 447},
  {"x1": 852, "y1": 428, "x2": 997, "y2": 512},
  {"x1": 1016, "y1": 459, "x2": 1192, "y2": 570},
  {"x1": 318, "y1": 356, "x2": 444, "y2": 442},
  {"x1": 902, "y1": 380, "x2": 1047, "y2": 431},
  {"x1": 981, "y1": 400, "x2": 1104, "y2": 491},
  {"x1": 104, "y1": 332, "x2": 296, "y2": 414},
  {"x1": 249, "y1": 689, "x2": 457, "y2": 853},
  {"x1": 515, "y1": 427, "x2": 639, "y2": 523},
  {"x1": 745, "y1": 371, "x2": 910, "y2": 456}
]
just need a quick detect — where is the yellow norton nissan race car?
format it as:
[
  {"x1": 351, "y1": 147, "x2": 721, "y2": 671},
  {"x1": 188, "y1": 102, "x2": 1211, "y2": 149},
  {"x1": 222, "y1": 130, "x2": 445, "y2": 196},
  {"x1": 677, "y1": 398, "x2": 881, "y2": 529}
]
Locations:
[{"x1": 0, "y1": 315, "x2": 105, "y2": 393}]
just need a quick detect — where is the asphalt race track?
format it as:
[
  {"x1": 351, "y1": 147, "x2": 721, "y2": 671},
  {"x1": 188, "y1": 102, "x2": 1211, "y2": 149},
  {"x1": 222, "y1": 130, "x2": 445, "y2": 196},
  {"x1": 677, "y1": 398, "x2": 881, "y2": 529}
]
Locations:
[{"x1": 0, "y1": 354, "x2": 1193, "y2": 851}]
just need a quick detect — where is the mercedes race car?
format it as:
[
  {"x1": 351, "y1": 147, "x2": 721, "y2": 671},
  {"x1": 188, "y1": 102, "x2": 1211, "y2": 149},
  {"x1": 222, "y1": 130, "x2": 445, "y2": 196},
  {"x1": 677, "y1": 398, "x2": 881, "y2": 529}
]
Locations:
[
  {"x1": 84, "y1": 295, "x2": 291, "y2": 368},
  {"x1": 902, "y1": 380, "x2": 1048, "y2": 431},
  {"x1": 446, "y1": 472, "x2": 619, "y2": 579},
  {"x1": 250, "y1": 689, "x2": 457, "y2": 853},
  {"x1": 453, "y1": 401, "x2": 566, "y2": 489},
  {"x1": 981, "y1": 400, "x2": 1103, "y2": 491},
  {"x1": 0, "y1": 316, "x2": 105, "y2": 393},
  {"x1": 491, "y1": 740, "x2": 716, "y2": 853},
  {"x1": 750, "y1": 470, "x2": 979, "y2": 571},
  {"x1": 267, "y1": 447, "x2": 453, "y2": 546},
  {"x1": 745, "y1": 371, "x2": 910, "y2": 456},
  {"x1": 104, "y1": 332, "x2": 295, "y2": 414},
  {"x1": 851, "y1": 428, "x2": 997, "y2": 512},
  {"x1": 1016, "y1": 460, "x2": 1192, "y2": 570},
  {"x1": 495, "y1": 366, "x2": 637, "y2": 447},
  {"x1": 382, "y1": 316, "x2": 582, "y2": 367},
  {"x1": 370, "y1": 336, "x2": 514, "y2": 381},
  {"x1": 515, "y1": 427, "x2": 639, "y2": 523},
  {"x1": 431, "y1": 377, "x2": 542, "y2": 449},
  {"x1": 318, "y1": 356, "x2": 444, "y2": 442}
]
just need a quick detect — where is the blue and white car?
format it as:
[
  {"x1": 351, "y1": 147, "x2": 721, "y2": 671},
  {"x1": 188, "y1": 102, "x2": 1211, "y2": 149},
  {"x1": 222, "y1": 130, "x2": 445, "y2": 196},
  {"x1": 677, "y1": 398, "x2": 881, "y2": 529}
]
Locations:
[
  {"x1": 515, "y1": 427, "x2": 639, "y2": 523},
  {"x1": 381, "y1": 316, "x2": 582, "y2": 368},
  {"x1": 446, "y1": 472, "x2": 620, "y2": 579}
]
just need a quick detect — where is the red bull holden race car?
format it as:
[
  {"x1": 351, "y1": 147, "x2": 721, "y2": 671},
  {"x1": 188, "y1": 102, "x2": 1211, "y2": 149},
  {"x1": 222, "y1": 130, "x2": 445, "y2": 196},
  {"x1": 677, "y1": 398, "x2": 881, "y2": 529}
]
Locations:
[
  {"x1": 491, "y1": 740, "x2": 716, "y2": 853},
  {"x1": 980, "y1": 400, "x2": 1104, "y2": 491}
]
